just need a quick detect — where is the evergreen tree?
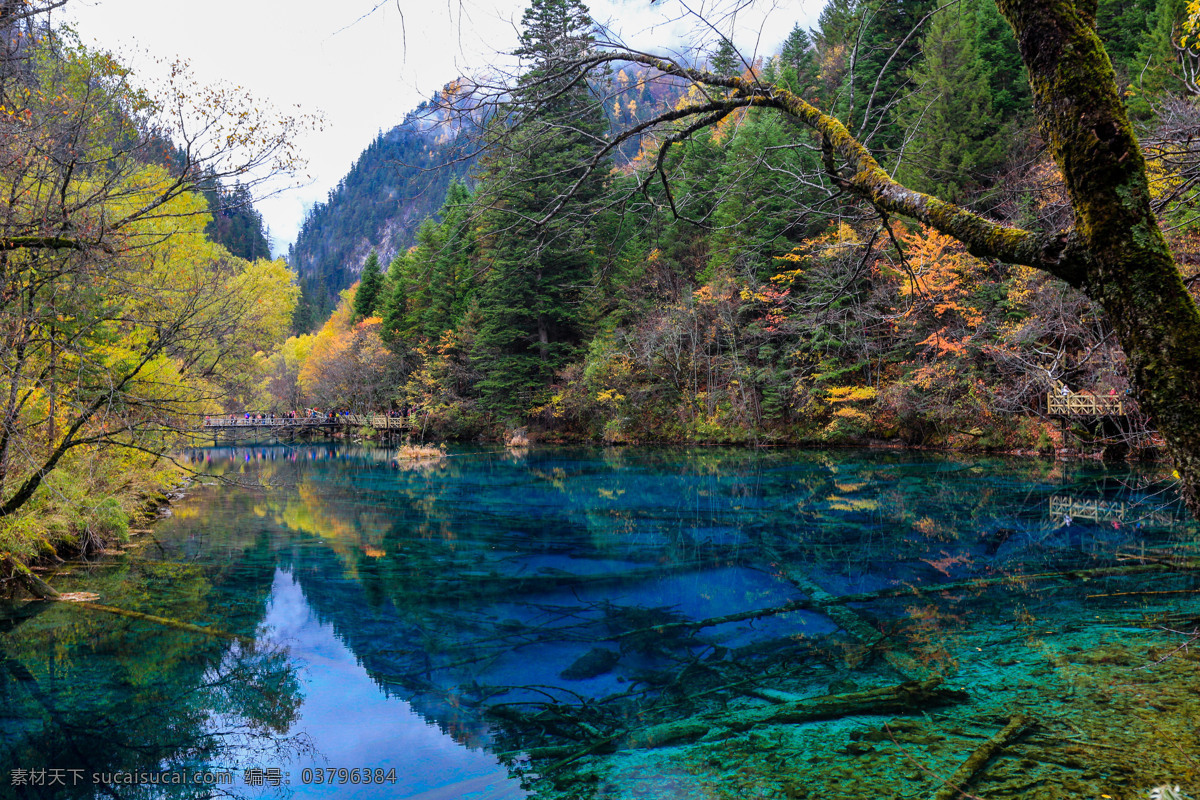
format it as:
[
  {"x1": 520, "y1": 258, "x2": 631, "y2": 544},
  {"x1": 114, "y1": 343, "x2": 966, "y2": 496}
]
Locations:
[
  {"x1": 781, "y1": 25, "x2": 810, "y2": 69},
  {"x1": 971, "y1": 0, "x2": 1030, "y2": 123},
  {"x1": 353, "y1": 250, "x2": 384, "y2": 321},
  {"x1": 203, "y1": 181, "x2": 272, "y2": 261},
  {"x1": 1130, "y1": 0, "x2": 1190, "y2": 114},
  {"x1": 380, "y1": 254, "x2": 409, "y2": 345},
  {"x1": 646, "y1": 128, "x2": 727, "y2": 281},
  {"x1": 847, "y1": 0, "x2": 937, "y2": 158},
  {"x1": 896, "y1": 0, "x2": 1019, "y2": 202},
  {"x1": 1098, "y1": 0, "x2": 1159, "y2": 79},
  {"x1": 711, "y1": 38, "x2": 741, "y2": 77},
  {"x1": 423, "y1": 180, "x2": 475, "y2": 339},
  {"x1": 472, "y1": 0, "x2": 609, "y2": 417},
  {"x1": 709, "y1": 106, "x2": 822, "y2": 279},
  {"x1": 812, "y1": 0, "x2": 858, "y2": 54},
  {"x1": 779, "y1": 24, "x2": 819, "y2": 96}
]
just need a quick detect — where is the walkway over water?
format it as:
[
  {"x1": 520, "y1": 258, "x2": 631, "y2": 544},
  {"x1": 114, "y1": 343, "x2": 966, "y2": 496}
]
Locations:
[{"x1": 202, "y1": 415, "x2": 411, "y2": 431}]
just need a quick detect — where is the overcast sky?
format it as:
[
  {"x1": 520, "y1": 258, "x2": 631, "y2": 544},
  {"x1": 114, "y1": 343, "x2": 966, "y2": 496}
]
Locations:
[{"x1": 63, "y1": 0, "x2": 821, "y2": 257}]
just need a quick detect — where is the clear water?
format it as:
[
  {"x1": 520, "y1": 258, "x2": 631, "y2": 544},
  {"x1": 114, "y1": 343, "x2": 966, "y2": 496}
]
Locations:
[{"x1": 2, "y1": 444, "x2": 1199, "y2": 799}]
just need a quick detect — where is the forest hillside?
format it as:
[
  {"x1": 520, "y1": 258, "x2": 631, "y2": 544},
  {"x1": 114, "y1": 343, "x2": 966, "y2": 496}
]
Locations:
[{"x1": 262, "y1": 0, "x2": 1198, "y2": 463}]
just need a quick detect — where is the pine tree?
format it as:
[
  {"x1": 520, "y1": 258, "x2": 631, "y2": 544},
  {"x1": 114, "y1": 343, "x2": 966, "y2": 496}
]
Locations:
[
  {"x1": 779, "y1": 24, "x2": 819, "y2": 96},
  {"x1": 709, "y1": 106, "x2": 821, "y2": 279},
  {"x1": 847, "y1": 0, "x2": 937, "y2": 158},
  {"x1": 781, "y1": 25, "x2": 810, "y2": 69},
  {"x1": 424, "y1": 180, "x2": 475, "y2": 339},
  {"x1": 812, "y1": 0, "x2": 857, "y2": 53},
  {"x1": 1097, "y1": 0, "x2": 1158, "y2": 80},
  {"x1": 711, "y1": 38, "x2": 740, "y2": 77},
  {"x1": 380, "y1": 254, "x2": 409, "y2": 344},
  {"x1": 895, "y1": 0, "x2": 1026, "y2": 202},
  {"x1": 1129, "y1": 0, "x2": 1190, "y2": 115},
  {"x1": 353, "y1": 250, "x2": 384, "y2": 321},
  {"x1": 472, "y1": 0, "x2": 608, "y2": 417},
  {"x1": 971, "y1": 0, "x2": 1030, "y2": 122}
]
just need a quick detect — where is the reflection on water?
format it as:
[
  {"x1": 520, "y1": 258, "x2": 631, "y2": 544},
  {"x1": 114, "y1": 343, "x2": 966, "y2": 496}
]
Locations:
[
  {"x1": 2, "y1": 444, "x2": 1199, "y2": 799},
  {"x1": 259, "y1": 570, "x2": 521, "y2": 800},
  {"x1": 0, "y1": 551, "x2": 309, "y2": 800}
]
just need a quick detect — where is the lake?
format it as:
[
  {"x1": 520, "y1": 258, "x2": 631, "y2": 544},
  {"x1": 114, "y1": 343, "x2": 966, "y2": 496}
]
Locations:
[{"x1": 2, "y1": 444, "x2": 1198, "y2": 799}]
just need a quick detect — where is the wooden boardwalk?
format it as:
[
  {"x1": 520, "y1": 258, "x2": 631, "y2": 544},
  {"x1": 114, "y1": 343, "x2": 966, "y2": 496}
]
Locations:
[
  {"x1": 1046, "y1": 390, "x2": 1124, "y2": 417},
  {"x1": 202, "y1": 415, "x2": 412, "y2": 432}
]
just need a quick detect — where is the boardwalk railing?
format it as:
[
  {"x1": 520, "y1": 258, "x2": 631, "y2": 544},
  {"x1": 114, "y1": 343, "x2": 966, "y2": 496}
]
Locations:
[
  {"x1": 1046, "y1": 392, "x2": 1124, "y2": 416},
  {"x1": 202, "y1": 415, "x2": 412, "y2": 430},
  {"x1": 1049, "y1": 495, "x2": 1177, "y2": 526},
  {"x1": 346, "y1": 415, "x2": 410, "y2": 430},
  {"x1": 203, "y1": 417, "x2": 332, "y2": 428}
]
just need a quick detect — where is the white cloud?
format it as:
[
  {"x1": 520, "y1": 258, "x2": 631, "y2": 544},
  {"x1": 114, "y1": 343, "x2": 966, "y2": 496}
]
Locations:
[{"x1": 62, "y1": 0, "x2": 820, "y2": 257}]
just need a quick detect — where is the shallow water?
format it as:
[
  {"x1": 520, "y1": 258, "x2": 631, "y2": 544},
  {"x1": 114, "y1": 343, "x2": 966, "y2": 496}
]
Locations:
[{"x1": 2, "y1": 445, "x2": 1199, "y2": 799}]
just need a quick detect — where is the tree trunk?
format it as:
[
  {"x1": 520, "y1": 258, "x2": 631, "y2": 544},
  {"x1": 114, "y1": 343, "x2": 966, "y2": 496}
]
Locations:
[
  {"x1": 997, "y1": 0, "x2": 1200, "y2": 514},
  {"x1": 536, "y1": 267, "x2": 550, "y2": 361}
]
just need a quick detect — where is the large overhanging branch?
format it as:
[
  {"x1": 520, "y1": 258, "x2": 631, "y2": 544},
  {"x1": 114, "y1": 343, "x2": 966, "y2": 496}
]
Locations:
[
  {"x1": 0, "y1": 235, "x2": 112, "y2": 253},
  {"x1": 565, "y1": 52, "x2": 1092, "y2": 286}
]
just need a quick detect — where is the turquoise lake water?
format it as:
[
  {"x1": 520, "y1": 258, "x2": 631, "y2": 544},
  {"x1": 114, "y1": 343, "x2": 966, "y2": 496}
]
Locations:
[{"x1": 2, "y1": 445, "x2": 1199, "y2": 799}]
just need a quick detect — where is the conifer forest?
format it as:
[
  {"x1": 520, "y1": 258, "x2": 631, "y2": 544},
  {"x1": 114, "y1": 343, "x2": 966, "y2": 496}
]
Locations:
[
  {"x1": 275, "y1": 0, "x2": 1200, "y2": 513},
  {"x1": 7, "y1": 0, "x2": 1200, "y2": 798}
]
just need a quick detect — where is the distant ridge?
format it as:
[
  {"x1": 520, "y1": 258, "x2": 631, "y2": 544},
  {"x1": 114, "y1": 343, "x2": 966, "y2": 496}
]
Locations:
[
  {"x1": 288, "y1": 102, "x2": 475, "y2": 332},
  {"x1": 286, "y1": 66, "x2": 689, "y2": 332}
]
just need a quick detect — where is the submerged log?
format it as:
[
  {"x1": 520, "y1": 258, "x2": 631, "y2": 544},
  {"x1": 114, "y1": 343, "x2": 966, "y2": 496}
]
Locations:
[
  {"x1": 930, "y1": 714, "x2": 1028, "y2": 800},
  {"x1": 541, "y1": 733, "x2": 622, "y2": 774},
  {"x1": 626, "y1": 720, "x2": 713, "y2": 750},
  {"x1": 766, "y1": 551, "x2": 925, "y2": 681},
  {"x1": 607, "y1": 597, "x2": 819, "y2": 641},
  {"x1": 68, "y1": 601, "x2": 252, "y2": 645},
  {"x1": 3, "y1": 557, "x2": 247, "y2": 643},
  {"x1": 626, "y1": 678, "x2": 967, "y2": 750},
  {"x1": 727, "y1": 678, "x2": 968, "y2": 731}
]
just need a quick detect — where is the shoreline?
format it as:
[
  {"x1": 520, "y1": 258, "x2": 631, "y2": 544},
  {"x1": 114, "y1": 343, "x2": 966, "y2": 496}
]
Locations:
[{"x1": 3, "y1": 475, "x2": 194, "y2": 600}]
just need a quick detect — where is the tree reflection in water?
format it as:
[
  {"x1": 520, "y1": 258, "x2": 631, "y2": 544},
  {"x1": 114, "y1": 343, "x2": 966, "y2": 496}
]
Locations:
[
  {"x1": 0, "y1": 569, "x2": 309, "y2": 799},
  {"x1": 12, "y1": 444, "x2": 1200, "y2": 800}
]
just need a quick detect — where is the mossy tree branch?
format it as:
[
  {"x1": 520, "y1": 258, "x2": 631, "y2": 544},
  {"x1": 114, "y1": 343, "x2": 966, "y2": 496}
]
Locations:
[
  {"x1": 570, "y1": 52, "x2": 1093, "y2": 287},
  {"x1": 524, "y1": 7, "x2": 1200, "y2": 514}
]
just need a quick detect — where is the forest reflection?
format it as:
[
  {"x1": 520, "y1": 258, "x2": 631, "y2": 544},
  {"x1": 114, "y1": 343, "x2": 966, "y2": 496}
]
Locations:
[
  {"x1": 183, "y1": 447, "x2": 1199, "y2": 796},
  {"x1": 5, "y1": 445, "x2": 1197, "y2": 799},
  {"x1": 0, "y1": 549, "x2": 309, "y2": 800}
]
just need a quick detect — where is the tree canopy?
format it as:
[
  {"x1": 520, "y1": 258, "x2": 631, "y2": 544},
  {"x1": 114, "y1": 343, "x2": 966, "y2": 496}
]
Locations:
[{"x1": 0, "y1": 15, "x2": 303, "y2": 565}]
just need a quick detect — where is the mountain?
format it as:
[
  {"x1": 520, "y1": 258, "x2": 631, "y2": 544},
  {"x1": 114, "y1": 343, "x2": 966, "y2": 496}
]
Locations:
[
  {"x1": 286, "y1": 67, "x2": 689, "y2": 333},
  {"x1": 288, "y1": 104, "x2": 475, "y2": 332}
]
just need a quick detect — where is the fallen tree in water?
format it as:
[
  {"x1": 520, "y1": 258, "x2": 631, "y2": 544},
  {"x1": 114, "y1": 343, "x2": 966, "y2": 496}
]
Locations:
[
  {"x1": 626, "y1": 678, "x2": 968, "y2": 750},
  {"x1": 2, "y1": 557, "x2": 250, "y2": 644},
  {"x1": 930, "y1": 714, "x2": 1029, "y2": 800}
]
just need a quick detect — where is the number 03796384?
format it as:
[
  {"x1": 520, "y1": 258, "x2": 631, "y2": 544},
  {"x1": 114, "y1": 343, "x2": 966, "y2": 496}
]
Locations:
[{"x1": 300, "y1": 768, "x2": 397, "y2": 785}]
